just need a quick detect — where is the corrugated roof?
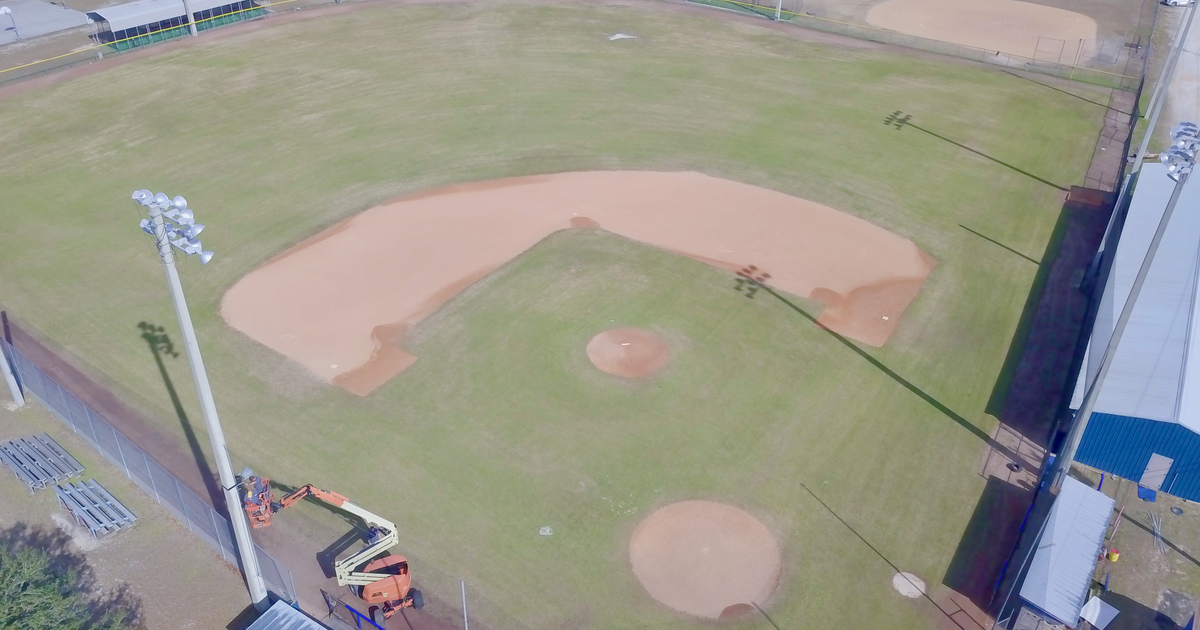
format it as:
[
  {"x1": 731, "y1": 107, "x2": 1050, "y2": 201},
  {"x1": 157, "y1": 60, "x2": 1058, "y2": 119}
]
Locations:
[
  {"x1": 246, "y1": 600, "x2": 328, "y2": 630},
  {"x1": 1019, "y1": 477, "x2": 1115, "y2": 627},
  {"x1": 1071, "y1": 163, "x2": 1200, "y2": 430},
  {"x1": 87, "y1": 0, "x2": 237, "y2": 32},
  {"x1": 1078, "y1": 412, "x2": 1200, "y2": 501}
]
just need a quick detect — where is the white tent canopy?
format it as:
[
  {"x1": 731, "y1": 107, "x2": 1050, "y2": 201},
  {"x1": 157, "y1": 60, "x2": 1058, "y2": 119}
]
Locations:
[{"x1": 88, "y1": 0, "x2": 239, "y2": 32}]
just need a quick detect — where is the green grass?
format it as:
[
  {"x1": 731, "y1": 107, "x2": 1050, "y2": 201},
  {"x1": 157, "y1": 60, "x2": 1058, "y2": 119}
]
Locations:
[
  {"x1": 0, "y1": 2, "x2": 1106, "y2": 628},
  {"x1": 0, "y1": 403, "x2": 250, "y2": 629}
]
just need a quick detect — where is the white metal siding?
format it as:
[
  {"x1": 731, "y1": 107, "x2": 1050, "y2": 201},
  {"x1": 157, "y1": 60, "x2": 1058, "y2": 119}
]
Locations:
[
  {"x1": 1072, "y1": 163, "x2": 1200, "y2": 430},
  {"x1": 1019, "y1": 477, "x2": 1115, "y2": 627}
]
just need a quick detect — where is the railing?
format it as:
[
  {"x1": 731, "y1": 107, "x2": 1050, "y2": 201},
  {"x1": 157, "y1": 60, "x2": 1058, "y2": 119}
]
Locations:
[
  {"x1": 322, "y1": 590, "x2": 387, "y2": 630},
  {"x1": 0, "y1": 0, "x2": 287, "y2": 87},
  {"x1": 0, "y1": 336, "x2": 298, "y2": 604}
]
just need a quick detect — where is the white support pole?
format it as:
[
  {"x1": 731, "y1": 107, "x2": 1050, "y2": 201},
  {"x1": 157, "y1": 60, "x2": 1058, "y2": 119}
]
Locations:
[
  {"x1": 181, "y1": 0, "x2": 197, "y2": 36},
  {"x1": 0, "y1": 339, "x2": 24, "y2": 407},
  {"x1": 146, "y1": 202, "x2": 268, "y2": 611},
  {"x1": 1051, "y1": 169, "x2": 1191, "y2": 491},
  {"x1": 460, "y1": 579, "x2": 470, "y2": 630},
  {"x1": 775, "y1": 0, "x2": 783, "y2": 21}
]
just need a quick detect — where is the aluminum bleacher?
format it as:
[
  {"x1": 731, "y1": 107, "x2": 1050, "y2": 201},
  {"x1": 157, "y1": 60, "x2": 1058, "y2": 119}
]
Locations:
[
  {"x1": 0, "y1": 433, "x2": 84, "y2": 492},
  {"x1": 54, "y1": 479, "x2": 136, "y2": 539}
]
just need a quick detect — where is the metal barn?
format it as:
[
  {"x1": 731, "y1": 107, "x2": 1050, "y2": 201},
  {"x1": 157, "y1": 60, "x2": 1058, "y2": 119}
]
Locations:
[{"x1": 1070, "y1": 162, "x2": 1200, "y2": 500}]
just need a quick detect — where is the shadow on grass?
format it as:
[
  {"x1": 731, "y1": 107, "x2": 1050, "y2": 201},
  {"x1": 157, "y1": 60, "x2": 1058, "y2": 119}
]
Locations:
[
  {"x1": 761, "y1": 285, "x2": 993, "y2": 445},
  {"x1": 984, "y1": 190, "x2": 1115, "y2": 448},
  {"x1": 0, "y1": 522, "x2": 143, "y2": 629},
  {"x1": 895, "y1": 115, "x2": 1069, "y2": 192},
  {"x1": 796, "y1": 480, "x2": 991, "y2": 630},
  {"x1": 943, "y1": 477, "x2": 1033, "y2": 615},
  {"x1": 958, "y1": 225, "x2": 1040, "y2": 265},
  {"x1": 224, "y1": 605, "x2": 260, "y2": 630},
  {"x1": 137, "y1": 321, "x2": 224, "y2": 510},
  {"x1": 1098, "y1": 592, "x2": 1179, "y2": 630},
  {"x1": 999, "y1": 70, "x2": 1119, "y2": 112},
  {"x1": 1122, "y1": 514, "x2": 1200, "y2": 568}
]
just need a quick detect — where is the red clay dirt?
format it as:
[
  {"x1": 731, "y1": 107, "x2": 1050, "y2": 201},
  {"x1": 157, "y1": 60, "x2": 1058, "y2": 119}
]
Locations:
[
  {"x1": 867, "y1": 0, "x2": 1097, "y2": 60},
  {"x1": 628, "y1": 501, "x2": 781, "y2": 619},
  {"x1": 586, "y1": 328, "x2": 669, "y2": 378},
  {"x1": 222, "y1": 171, "x2": 934, "y2": 395}
]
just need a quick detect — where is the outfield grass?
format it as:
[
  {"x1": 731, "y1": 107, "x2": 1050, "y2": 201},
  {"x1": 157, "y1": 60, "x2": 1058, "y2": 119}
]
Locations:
[{"x1": 0, "y1": 2, "x2": 1106, "y2": 627}]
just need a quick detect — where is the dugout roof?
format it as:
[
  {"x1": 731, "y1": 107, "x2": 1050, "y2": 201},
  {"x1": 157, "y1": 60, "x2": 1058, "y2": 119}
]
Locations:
[
  {"x1": 88, "y1": 0, "x2": 236, "y2": 32},
  {"x1": 245, "y1": 600, "x2": 328, "y2": 630},
  {"x1": 1019, "y1": 477, "x2": 1114, "y2": 627}
]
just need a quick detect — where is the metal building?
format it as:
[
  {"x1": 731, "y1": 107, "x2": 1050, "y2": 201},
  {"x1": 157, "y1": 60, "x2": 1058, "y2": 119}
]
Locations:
[
  {"x1": 1069, "y1": 162, "x2": 1200, "y2": 500},
  {"x1": 1019, "y1": 476, "x2": 1116, "y2": 627}
]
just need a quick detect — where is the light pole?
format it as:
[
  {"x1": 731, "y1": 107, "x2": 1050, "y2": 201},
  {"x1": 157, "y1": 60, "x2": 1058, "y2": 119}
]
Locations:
[
  {"x1": 1051, "y1": 121, "x2": 1200, "y2": 491},
  {"x1": 181, "y1": 0, "x2": 197, "y2": 36},
  {"x1": 0, "y1": 7, "x2": 19, "y2": 42},
  {"x1": 132, "y1": 190, "x2": 269, "y2": 611}
]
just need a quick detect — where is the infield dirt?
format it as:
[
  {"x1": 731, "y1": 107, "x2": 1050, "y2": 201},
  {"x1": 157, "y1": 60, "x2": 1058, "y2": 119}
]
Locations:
[
  {"x1": 222, "y1": 171, "x2": 934, "y2": 395},
  {"x1": 629, "y1": 501, "x2": 781, "y2": 619},
  {"x1": 867, "y1": 0, "x2": 1097, "y2": 60}
]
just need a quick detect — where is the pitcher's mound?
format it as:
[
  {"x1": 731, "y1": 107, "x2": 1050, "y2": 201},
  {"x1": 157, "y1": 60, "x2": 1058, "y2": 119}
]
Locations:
[
  {"x1": 629, "y1": 501, "x2": 781, "y2": 618},
  {"x1": 586, "y1": 328, "x2": 669, "y2": 378}
]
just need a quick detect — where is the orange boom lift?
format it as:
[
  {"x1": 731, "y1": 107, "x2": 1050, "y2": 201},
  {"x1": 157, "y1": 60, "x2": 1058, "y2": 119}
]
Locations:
[{"x1": 240, "y1": 474, "x2": 423, "y2": 619}]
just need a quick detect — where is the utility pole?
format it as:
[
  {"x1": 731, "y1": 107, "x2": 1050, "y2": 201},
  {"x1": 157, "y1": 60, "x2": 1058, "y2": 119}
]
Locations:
[
  {"x1": 1051, "y1": 123, "x2": 1199, "y2": 491},
  {"x1": 133, "y1": 190, "x2": 268, "y2": 611}
]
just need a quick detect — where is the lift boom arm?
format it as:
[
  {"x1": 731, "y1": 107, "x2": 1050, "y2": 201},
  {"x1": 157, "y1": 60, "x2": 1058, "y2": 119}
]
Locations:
[{"x1": 273, "y1": 484, "x2": 400, "y2": 586}]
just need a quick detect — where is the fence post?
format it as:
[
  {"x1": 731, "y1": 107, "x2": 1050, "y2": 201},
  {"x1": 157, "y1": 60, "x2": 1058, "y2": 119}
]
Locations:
[
  {"x1": 115, "y1": 431, "x2": 130, "y2": 479},
  {"x1": 175, "y1": 477, "x2": 193, "y2": 533},
  {"x1": 460, "y1": 578, "x2": 470, "y2": 630},
  {"x1": 145, "y1": 452, "x2": 161, "y2": 502},
  {"x1": 84, "y1": 406, "x2": 102, "y2": 447}
]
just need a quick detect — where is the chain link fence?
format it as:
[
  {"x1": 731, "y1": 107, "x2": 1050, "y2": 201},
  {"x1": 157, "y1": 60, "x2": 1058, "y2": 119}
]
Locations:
[
  {"x1": 0, "y1": 0, "x2": 1146, "y2": 90},
  {"x1": 0, "y1": 336, "x2": 298, "y2": 605},
  {"x1": 686, "y1": 0, "x2": 1144, "y2": 90}
]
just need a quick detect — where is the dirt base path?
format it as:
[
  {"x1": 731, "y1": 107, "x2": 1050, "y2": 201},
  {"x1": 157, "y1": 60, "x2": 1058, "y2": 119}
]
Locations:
[
  {"x1": 222, "y1": 171, "x2": 934, "y2": 395},
  {"x1": 867, "y1": 0, "x2": 1097, "y2": 60}
]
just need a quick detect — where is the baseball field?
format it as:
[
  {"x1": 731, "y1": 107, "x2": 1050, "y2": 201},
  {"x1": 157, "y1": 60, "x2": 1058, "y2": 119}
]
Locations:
[{"x1": 0, "y1": 1, "x2": 1107, "y2": 628}]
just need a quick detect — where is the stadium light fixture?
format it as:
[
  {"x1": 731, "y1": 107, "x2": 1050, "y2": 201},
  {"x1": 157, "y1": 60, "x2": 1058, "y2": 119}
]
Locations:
[
  {"x1": 1051, "y1": 121, "x2": 1199, "y2": 492},
  {"x1": 0, "y1": 7, "x2": 18, "y2": 41},
  {"x1": 132, "y1": 190, "x2": 268, "y2": 611}
]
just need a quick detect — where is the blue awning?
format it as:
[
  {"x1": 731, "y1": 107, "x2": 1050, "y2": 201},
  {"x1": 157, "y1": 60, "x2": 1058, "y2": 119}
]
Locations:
[{"x1": 1019, "y1": 477, "x2": 1115, "y2": 627}]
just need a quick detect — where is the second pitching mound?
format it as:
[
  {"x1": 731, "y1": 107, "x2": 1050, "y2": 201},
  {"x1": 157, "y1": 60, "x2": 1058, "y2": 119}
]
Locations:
[
  {"x1": 629, "y1": 501, "x2": 781, "y2": 619},
  {"x1": 586, "y1": 328, "x2": 669, "y2": 378}
]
